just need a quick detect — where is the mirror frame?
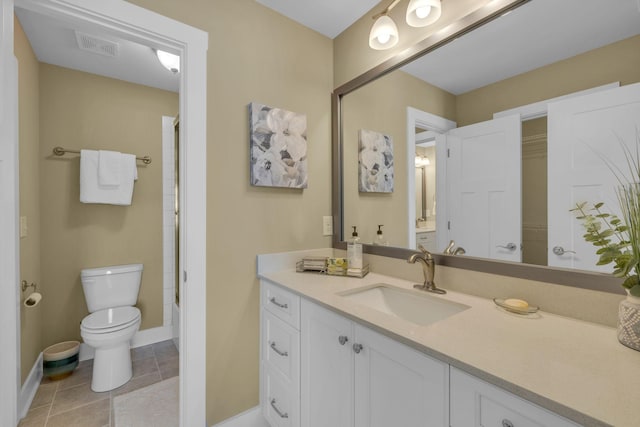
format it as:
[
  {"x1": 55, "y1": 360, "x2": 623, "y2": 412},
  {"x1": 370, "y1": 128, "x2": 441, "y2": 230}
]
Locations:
[{"x1": 331, "y1": 0, "x2": 623, "y2": 295}]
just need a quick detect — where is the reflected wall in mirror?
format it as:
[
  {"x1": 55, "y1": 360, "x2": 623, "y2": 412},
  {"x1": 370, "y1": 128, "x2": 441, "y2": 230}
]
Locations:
[{"x1": 339, "y1": 0, "x2": 640, "y2": 275}]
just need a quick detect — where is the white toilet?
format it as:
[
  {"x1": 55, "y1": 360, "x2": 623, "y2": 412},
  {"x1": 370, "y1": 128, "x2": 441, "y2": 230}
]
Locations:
[{"x1": 80, "y1": 263, "x2": 143, "y2": 392}]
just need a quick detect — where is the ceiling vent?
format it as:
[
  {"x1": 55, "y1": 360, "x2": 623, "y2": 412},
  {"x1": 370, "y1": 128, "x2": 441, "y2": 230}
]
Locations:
[{"x1": 75, "y1": 31, "x2": 119, "y2": 57}]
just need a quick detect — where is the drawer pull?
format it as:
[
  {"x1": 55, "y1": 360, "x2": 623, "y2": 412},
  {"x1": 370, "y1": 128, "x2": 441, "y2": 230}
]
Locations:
[
  {"x1": 269, "y1": 297, "x2": 288, "y2": 309},
  {"x1": 353, "y1": 343, "x2": 364, "y2": 354},
  {"x1": 270, "y1": 398, "x2": 289, "y2": 419},
  {"x1": 338, "y1": 335, "x2": 349, "y2": 345},
  {"x1": 502, "y1": 419, "x2": 514, "y2": 427},
  {"x1": 269, "y1": 341, "x2": 288, "y2": 357}
]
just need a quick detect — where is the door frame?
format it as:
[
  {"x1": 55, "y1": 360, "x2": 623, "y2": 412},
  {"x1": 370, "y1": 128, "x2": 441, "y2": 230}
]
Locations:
[
  {"x1": 0, "y1": 1, "x2": 208, "y2": 426},
  {"x1": 406, "y1": 107, "x2": 456, "y2": 250}
]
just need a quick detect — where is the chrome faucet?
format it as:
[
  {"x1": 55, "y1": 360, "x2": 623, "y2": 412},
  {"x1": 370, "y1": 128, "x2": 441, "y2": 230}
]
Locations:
[{"x1": 408, "y1": 244, "x2": 446, "y2": 294}]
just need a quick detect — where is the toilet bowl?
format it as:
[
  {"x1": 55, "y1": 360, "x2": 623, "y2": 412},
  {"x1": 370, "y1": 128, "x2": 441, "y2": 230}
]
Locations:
[
  {"x1": 80, "y1": 264, "x2": 143, "y2": 392},
  {"x1": 80, "y1": 306, "x2": 141, "y2": 392}
]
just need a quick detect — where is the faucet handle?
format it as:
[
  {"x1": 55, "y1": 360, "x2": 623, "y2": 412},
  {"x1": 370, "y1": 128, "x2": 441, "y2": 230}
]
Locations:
[{"x1": 417, "y1": 244, "x2": 430, "y2": 255}]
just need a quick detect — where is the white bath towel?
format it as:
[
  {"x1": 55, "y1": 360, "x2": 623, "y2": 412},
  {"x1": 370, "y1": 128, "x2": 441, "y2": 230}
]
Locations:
[
  {"x1": 98, "y1": 150, "x2": 122, "y2": 186},
  {"x1": 80, "y1": 149, "x2": 138, "y2": 205}
]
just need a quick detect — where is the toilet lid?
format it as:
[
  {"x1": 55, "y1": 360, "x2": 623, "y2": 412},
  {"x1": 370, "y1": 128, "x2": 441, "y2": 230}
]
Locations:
[{"x1": 81, "y1": 306, "x2": 140, "y2": 331}]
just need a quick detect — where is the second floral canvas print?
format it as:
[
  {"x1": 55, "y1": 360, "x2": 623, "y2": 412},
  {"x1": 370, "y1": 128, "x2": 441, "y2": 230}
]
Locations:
[
  {"x1": 358, "y1": 129, "x2": 394, "y2": 193},
  {"x1": 249, "y1": 102, "x2": 308, "y2": 189}
]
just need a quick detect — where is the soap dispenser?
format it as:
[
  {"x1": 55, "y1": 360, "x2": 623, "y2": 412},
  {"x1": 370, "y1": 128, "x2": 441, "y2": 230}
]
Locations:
[
  {"x1": 347, "y1": 226, "x2": 363, "y2": 269},
  {"x1": 372, "y1": 225, "x2": 388, "y2": 246}
]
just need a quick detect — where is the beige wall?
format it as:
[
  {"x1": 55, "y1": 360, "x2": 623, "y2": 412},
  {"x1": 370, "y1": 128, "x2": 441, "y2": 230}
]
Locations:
[
  {"x1": 124, "y1": 0, "x2": 333, "y2": 423},
  {"x1": 343, "y1": 70, "x2": 455, "y2": 246},
  {"x1": 39, "y1": 64, "x2": 178, "y2": 347},
  {"x1": 16, "y1": 16, "x2": 42, "y2": 384},
  {"x1": 521, "y1": 118, "x2": 547, "y2": 266},
  {"x1": 333, "y1": 0, "x2": 488, "y2": 87},
  {"x1": 456, "y1": 34, "x2": 640, "y2": 126}
]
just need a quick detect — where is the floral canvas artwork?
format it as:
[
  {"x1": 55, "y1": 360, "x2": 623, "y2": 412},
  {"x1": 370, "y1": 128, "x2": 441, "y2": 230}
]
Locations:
[
  {"x1": 358, "y1": 129, "x2": 394, "y2": 193},
  {"x1": 250, "y1": 102, "x2": 308, "y2": 188}
]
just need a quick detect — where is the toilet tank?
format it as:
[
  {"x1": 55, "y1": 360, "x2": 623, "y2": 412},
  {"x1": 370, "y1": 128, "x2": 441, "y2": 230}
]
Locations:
[{"x1": 81, "y1": 264, "x2": 143, "y2": 313}]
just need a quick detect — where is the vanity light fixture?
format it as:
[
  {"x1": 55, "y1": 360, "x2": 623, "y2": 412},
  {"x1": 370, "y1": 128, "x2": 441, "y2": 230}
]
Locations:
[
  {"x1": 369, "y1": 0, "x2": 443, "y2": 50},
  {"x1": 415, "y1": 155, "x2": 430, "y2": 167},
  {"x1": 406, "y1": 0, "x2": 442, "y2": 27},
  {"x1": 155, "y1": 49, "x2": 180, "y2": 74},
  {"x1": 369, "y1": 0, "x2": 401, "y2": 50}
]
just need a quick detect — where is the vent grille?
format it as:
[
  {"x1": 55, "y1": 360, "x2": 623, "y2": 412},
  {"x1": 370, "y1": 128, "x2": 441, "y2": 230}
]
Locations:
[{"x1": 75, "y1": 31, "x2": 118, "y2": 57}]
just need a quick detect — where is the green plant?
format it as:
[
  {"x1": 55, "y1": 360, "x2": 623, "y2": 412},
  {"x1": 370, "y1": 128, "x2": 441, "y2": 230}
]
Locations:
[
  {"x1": 571, "y1": 201, "x2": 638, "y2": 289},
  {"x1": 572, "y1": 134, "x2": 640, "y2": 290}
]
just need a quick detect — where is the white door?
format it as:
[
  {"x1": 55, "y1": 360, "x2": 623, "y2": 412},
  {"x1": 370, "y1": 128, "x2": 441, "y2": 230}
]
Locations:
[
  {"x1": 446, "y1": 114, "x2": 522, "y2": 261},
  {"x1": 548, "y1": 83, "x2": 640, "y2": 271},
  {"x1": 300, "y1": 300, "x2": 354, "y2": 427},
  {"x1": 353, "y1": 324, "x2": 449, "y2": 427}
]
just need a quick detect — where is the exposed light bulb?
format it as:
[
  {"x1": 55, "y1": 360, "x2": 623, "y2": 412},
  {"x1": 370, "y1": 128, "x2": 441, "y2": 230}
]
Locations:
[
  {"x1": 415, "y1": 6, "x2": 431, "y2": 19},
  {"x1": 377, "y1": 32, "x2": 391, "y2": 44}
]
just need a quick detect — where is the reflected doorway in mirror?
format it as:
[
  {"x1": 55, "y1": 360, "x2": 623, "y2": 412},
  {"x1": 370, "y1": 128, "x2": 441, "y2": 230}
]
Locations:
[{"x1": 358, "y1": 129, "x2": 394, "y2": 193}]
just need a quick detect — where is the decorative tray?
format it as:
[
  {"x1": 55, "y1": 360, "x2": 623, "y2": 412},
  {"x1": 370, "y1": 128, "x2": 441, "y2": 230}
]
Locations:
[{"x1": 493, "y1": 298, "x2": 539, "y2": 315}]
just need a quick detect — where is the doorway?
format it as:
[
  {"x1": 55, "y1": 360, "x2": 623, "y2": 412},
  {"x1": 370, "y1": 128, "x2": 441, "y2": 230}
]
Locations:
[{"x1": 0, "y1": 1, "x2": 208, "y2": 426}]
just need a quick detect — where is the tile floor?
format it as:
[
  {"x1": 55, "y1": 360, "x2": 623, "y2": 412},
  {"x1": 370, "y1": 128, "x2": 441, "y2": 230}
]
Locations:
[{"x1": 19, "y1": 340, "x2": 179, "y2": 427}]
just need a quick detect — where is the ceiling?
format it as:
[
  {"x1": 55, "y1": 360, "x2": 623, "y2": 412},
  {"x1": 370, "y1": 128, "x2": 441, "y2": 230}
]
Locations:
[
  {"x1": 401, "y1": 0, "x2": 640, "y2": 95},
  {"x1": 256, "y1": 0, "x2": 381, "y2": 39},
  {"x1": 15, "y1": 1, "x2": 640, "y2": 96},
  {"x1": 15, "y1": 7, "x2": 180, "y2": 93}
]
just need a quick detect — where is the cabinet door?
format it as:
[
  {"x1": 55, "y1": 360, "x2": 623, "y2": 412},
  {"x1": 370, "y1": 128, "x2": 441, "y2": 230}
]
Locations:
[
  {"x1": 301, "y1": 300, "x2": 354, "y2": 427},
  {"x1": 353, "y1": 325, "x2": 449, "y2": 427},
  {"x1": 450, "y1": 367, "x2": 580, "y2": 427}
]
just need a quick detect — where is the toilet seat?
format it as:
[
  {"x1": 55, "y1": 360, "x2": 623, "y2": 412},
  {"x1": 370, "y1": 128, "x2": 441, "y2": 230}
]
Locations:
[{"x1": 81, "y1": 306, "x2": 140, "y2": 334}]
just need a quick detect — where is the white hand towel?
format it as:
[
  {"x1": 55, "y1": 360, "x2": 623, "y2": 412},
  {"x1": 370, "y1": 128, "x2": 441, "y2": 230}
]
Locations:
[
  {"x1": 80, "y1": 150, "x2": 137, "y2": 205},
  {"x1": 98, "y1": 150, "x2": 122, "y2": 186}
]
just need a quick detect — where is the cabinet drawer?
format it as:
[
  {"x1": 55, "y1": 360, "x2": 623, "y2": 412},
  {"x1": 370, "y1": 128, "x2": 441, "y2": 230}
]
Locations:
[
  {"x1": 450, "y1": 367, "x2": 580, "y2": 427},
  {"x1": 263, "y1": 310, "x2": 299, "y2": 383},
  {"x1": 262, "y1": 280, "x2": 300, "y2": 329},
  {"x1": 262, "y1": 365, "x2": 298, "y2": 427}
]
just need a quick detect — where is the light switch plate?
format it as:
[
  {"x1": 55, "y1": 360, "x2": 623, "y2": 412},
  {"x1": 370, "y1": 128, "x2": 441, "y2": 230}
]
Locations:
[{"x1": 322, "y1": 216, "x2": 333, "y2": 236}]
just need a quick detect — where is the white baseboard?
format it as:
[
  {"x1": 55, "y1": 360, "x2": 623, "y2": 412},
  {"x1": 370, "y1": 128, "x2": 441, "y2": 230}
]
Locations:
[
  {"x1": 79, "y1": 325, "x2": 174, "y2": 361},
  {"x1": 19, "y1": 352, "x2": 43, "y2": 419},
  {"x1": 211, "y1": 406, "x2": 268, "y2": 427}
]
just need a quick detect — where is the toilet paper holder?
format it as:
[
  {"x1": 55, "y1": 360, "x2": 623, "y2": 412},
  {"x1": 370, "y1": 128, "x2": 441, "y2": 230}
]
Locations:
[{"x1": 21, "y1": 280, "x2": 37, "y2": 292}]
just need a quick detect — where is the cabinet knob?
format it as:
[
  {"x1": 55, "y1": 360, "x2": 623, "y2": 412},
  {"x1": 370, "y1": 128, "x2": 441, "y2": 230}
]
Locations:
[
  {"x1": 338, "y1": 335, "x2": 349, "y2": 345},
  {"x1": 502, "y1": 419, "x2": 514, "y2": 427},
  {"x1": 353, "y1": 343, "x2": 364, "y2": 354}
]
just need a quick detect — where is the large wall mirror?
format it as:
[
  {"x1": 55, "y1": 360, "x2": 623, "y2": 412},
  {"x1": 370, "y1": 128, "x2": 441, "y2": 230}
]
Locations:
[{"x1": 333, "y1": 0, "x2": 640, "y2": 293}]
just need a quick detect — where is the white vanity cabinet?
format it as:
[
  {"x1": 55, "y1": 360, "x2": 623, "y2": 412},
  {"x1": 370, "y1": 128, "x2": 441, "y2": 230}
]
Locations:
[
  {"x1": 450, "y1": 367, "x2": 581, "y2": 427},
  {"x1": 260, "y1": 281, "x2": 301, "y2": 427},
  {"x1": 259, "y1": 279, "x2": 582, "y2": 427},
  {"x1": 300, "y1": 299, "x2": 449, "y2": 427}
]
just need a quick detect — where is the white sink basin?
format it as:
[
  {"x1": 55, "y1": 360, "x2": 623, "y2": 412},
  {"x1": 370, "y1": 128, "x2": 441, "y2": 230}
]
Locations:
[{"x1": 339, "y1": 284, "x2": 469, "y2": 326}]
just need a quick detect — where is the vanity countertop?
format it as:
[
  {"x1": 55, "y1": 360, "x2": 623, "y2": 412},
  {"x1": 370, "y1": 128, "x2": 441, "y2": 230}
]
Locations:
[
  {"x1": 258, "y1": 268, "x2": 639, "y2": 427},
  {"x1": 415, "y1": 226, "x2": 435, "y2": 233}
]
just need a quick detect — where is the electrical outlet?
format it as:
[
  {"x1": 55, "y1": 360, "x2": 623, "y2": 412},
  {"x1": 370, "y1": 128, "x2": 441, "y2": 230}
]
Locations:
[{"x1": 322, "y1": 216, "x2": 333, "y2": 236}]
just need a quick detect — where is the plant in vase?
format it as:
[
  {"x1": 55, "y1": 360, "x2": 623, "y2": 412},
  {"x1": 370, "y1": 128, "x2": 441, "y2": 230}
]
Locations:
[{"x1": 572, "y1": 138, "x2": 640, "y2": 350}]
